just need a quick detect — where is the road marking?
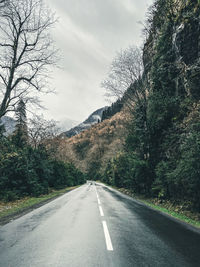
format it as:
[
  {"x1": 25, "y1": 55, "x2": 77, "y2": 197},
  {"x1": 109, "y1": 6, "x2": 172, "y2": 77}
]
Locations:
[
  {"x1": 95, "y1": 188, "x2": 98, "y2": 196},
  {"x1": 102, "y1": 221, "x2": 113, "y2": 251},
  {"x1": 99, "y1": 205, "x2": 104, "y2": 216},
  {"x1": 95, "y1": 186, "x2": 100, "y2": 201}
]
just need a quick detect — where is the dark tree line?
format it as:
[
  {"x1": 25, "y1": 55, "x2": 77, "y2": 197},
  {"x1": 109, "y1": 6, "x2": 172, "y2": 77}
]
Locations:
[
  {"x1": 101, "y1": 0, "x2": 200, "y2": 211},
  {"x1": 0, "y1": 116, "x2": 85, "y2": 201},
  {"x1": 101, "y1": 98, "x2": 123, "y2": 121}
]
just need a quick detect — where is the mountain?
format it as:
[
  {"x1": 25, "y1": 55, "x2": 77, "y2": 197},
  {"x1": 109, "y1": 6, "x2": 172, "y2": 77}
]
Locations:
[
  {"x1": 62, "y1": 107, "x2": 107, "y2": 137},
  {"x1": 0, "y1": 116, "x2": 16, "y2": 136},
  {"x1": 57, "y1": 118, "x2": 80, "y2": 133},
  {"x1": 57, "y1": 110, "x2": 128, "y2": 176}
]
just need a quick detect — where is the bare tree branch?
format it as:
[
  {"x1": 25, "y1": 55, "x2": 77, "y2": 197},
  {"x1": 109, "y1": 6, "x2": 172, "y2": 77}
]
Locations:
[
  {"x1": 0, "y1": 0, "x2": 58, "y2": 118},
  {"x1": 101, "y1": 45, "x2": 145, "y2": 108},
  {"x1": 28, "y1": 115, "x2": 60, "y2": 149}
]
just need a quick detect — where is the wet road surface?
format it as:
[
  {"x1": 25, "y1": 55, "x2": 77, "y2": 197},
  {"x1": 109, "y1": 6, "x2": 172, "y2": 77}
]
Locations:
[{"x1": 0, "y1": 182, "x2": 200, "y2": 267}]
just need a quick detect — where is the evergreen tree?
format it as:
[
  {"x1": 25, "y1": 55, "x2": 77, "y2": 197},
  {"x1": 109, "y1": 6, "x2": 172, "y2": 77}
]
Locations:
[{"x1": 12, "y1": 99, "x2": 28, "y2": 148}]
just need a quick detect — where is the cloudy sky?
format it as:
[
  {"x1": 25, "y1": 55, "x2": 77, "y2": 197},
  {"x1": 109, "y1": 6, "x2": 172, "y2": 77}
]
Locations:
[{"x1": 41, "y1": 0, "x2": 153, "y2": 125}]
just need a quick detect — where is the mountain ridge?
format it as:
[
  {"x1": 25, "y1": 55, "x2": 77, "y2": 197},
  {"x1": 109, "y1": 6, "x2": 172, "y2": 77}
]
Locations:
[{"x1": 62, "y1": 106, "x2": 108, "y2": 138}]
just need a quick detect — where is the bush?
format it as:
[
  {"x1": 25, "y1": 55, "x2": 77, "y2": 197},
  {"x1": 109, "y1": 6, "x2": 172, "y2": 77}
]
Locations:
[
  {"x1": 168, "y1": 132, "x2": 200, "y2": 210},
  {"x1": 0, "y1": 136, "x2": 85, "y2": 201},
  {"x1": 102, "y1": 153, "x2": 151, "y2": 195},
  {"x1": 154, "y1": 161, "x2": 171, "y2": 199},
  {"x1": 2, "y1": 190, "x2": 18, "y2": 202}
]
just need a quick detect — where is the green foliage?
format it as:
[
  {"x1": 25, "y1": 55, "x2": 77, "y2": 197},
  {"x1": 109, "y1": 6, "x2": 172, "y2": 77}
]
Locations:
[
  {"x1": 168, "y1": 131, "x2": 200, "y2": 210},
  {"x1": 0, "y1": 135, "x2": 85, "y2": 201},
  {"x1": 102, "y1": 98, "x2": 123, "y2": 121},
  {"x1": 2, "y1": 190, "x2": 18, "y2": 202},
  {"x1": 12, "y1": 99, "x2": 28, "y2": 148},
  {"x1": 100, "y1": 0, "x2": 200, "y2": 211},
  {"x1": 49, "y1": 161, "x2": 85, "y2": 189},
  {"x1": 102, "y1": 160, "x2": 114, "y2": 185},
  {"x1": 102, "y1": 153, "x2": 151, "y2": 195},
  {"x1": 87, "y1": 160, "x2": 101, "y2": 181},
  {"x1": 153, "y1": 161, "x2": 171, "y2": 199}
]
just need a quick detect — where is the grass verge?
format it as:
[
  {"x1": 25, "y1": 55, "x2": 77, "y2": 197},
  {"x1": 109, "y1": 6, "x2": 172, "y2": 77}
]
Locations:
[
  {"x1": 0, "y1": 186, "x2": 80, "y2": 225},
  {"x1": 113, "y1": 187, "x2": 200, "y2": 228},
  {"x1": 138, "y1": 197, "x2": 200, "y2": 228}
]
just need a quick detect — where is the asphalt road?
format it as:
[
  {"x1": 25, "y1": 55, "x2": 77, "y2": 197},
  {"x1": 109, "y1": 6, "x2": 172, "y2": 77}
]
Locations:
[{"x1": 0, "y1": 183, "x2": 200, "y2": 267}]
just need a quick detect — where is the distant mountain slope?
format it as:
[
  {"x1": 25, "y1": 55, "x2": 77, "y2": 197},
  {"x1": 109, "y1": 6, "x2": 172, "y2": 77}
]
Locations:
[
  {"x1": 102, "y1": 98, "x2": 124, "y2": 122},
  {"x1": 63, "y1": 107, "x2": 107, "y2": 137},
  {"x1": 57, "y1": 110, "x2": 129, "y2": 176},
  {"x1": 0, "y1": 116, "x2": 16, "y2": 136},
  {"x1": 57, "y1": 118, "x2": 80, "y2": 132},
  {"x1": 0, "y1": 116, "x2": 79, "y2": 136}
]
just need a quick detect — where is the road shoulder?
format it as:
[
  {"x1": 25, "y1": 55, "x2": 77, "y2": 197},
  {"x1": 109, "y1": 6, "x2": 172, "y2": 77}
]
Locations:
[
  {"x1": 0, "y1": 185, "x2": 80, "y2": 226},
  {"x1": 97, "y1": 182, "x2": 200, "y2": 231}
]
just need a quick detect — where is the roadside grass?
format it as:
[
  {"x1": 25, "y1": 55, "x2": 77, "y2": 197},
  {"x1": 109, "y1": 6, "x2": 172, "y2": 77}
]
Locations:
[
  {"x1": 111, "y1": 186, "x2": 200, "y2": 228},
  {"x1": 0, "y1": 186, "x2": 79, "y2": 220},
  {"x1": 138, "y1": 197, "x2": 200, "y2": 228}
]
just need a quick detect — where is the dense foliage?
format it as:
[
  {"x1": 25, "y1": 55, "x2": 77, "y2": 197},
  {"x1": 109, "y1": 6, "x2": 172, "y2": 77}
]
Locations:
[
  {"x1": 101, "y1": 98, "x2": 123, "y2": 121},
  {"x1": 101, "y1": 0, "x2": 200, "y2": 211},
  {"x1": 0, "y1": 128, "x2": 85, "y2": 201}
]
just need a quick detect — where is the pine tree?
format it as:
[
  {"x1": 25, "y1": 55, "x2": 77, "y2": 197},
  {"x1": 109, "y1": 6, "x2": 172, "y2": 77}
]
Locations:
[{"x1": 12, "y1": 99, "x2": 28, "y2": 148}]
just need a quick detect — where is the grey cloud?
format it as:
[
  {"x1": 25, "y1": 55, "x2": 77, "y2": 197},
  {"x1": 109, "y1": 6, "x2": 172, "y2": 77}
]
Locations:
[{"x1": 41, "y1": 0, "x2": 153, "y2": 122}]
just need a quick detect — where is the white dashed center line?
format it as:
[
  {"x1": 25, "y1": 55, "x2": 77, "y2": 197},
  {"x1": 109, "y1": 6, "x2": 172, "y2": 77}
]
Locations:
[
  {"x1": 95, "y1": 185, "x2": 114, "y2": 251},
  {"x1": 99, "y1": 205, "x2": 104, "y2": 216},
  {"x1": 102, "y1": 221, "x2": 113, "y2": 251}
]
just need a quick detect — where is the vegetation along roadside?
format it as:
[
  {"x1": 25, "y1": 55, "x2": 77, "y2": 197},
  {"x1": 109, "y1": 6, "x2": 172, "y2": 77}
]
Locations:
[{"x1": 112, "y1": 186, "x2": 200, "y2": 229}]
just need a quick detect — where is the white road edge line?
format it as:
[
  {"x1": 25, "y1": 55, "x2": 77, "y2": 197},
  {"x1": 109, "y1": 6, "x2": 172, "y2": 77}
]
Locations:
[
  {"x1": 97, "y1": 198, "x2": 101, "y2": 205},
  {"x1": 99, "y1": 205, "x2": 104, "y2": 216},
  {"x1": 102, "y1": 221, "x2": 113, "y2": 251}
]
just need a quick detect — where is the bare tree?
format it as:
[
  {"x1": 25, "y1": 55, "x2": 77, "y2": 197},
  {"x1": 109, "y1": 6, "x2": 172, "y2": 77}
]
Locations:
[
  {"x1": 101, "y1": 45, "x2": 145, "y2": 108},
  {"x1": 101, "y1": 45, "x2": 150, "y2": 160},
  {"x1": 0, "y1": 0, "x2": 58, "y2": 119},
  {"x1": 0, "y1": 0, "x2": 7, "y2": 7},
  {"x1": 28, "y1": 115, "x2": 60, "y2": 149}
]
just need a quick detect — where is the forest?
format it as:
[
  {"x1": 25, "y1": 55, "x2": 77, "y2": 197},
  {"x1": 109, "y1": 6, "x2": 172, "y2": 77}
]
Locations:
[{"x1": 100, "y1": 0, "x2": 200, "y2": 211}]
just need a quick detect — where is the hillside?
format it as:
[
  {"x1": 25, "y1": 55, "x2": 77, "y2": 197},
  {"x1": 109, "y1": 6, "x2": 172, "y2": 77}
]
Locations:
[
  {"x1": 99, "y1": 1, "x2": 200, "y2": 211},
  {"x1": 58, "y1": 110, "x2": 129, "y2": 177},
  {"x1": 63, "y1": 107, "x2": 107, "y2": 138}
]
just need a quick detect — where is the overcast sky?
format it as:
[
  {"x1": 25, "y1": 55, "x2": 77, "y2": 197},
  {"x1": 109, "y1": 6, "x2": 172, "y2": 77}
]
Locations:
[{"x1": 41, "y1": 0, "x2": 153, "y2": 124}]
